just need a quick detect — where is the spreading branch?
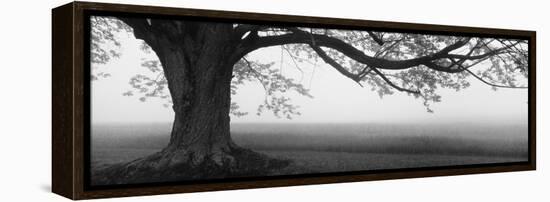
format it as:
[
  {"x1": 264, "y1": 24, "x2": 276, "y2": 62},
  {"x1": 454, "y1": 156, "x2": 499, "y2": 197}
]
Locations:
[
  {"x1": 367, "y1": 31, "x2": 385, "y2": 46},
  {"x1": 93, "y1": 16, "x2": 528, "y2": 116}
]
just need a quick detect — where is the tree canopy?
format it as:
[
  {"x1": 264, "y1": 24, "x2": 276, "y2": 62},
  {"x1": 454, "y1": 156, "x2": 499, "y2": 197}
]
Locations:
[{"x1": 91, "y1": 16, "x2": 528, "y2": 117}]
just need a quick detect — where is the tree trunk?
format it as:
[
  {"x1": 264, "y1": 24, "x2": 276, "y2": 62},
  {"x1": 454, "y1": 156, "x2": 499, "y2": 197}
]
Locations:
[
  {"x1": 161, "y1": 30, "x2": 237, "y2": 166},
  {"x1": 93, "y1": 20, "x2": 291, "y2": 185}
]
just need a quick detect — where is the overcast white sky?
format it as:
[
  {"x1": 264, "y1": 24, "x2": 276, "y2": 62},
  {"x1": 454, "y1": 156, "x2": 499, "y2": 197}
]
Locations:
[{"x1": 91, "y1": 24, "x2": 528, "y2": 125}]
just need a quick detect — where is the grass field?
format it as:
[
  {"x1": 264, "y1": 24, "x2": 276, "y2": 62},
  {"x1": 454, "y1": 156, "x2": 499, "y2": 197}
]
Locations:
[{"x1": 91, "y1": 122, "x2": 528, "y2": 174}]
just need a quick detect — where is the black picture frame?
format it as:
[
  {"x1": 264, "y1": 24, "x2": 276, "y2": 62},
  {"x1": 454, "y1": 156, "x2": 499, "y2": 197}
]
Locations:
[{"x1": 52, "y1": 1, "x2": 536, "y2": 200}]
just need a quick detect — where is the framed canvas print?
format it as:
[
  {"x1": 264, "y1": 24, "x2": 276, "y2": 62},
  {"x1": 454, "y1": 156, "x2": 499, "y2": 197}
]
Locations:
[{"x1": 52, "y1": 1, "x2": 536, "y2": 200}]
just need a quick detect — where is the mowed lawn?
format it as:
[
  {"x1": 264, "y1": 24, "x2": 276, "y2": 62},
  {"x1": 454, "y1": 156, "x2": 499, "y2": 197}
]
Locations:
[{"x1": 91, "y1": 122, "x2": 528, "y2": 174}]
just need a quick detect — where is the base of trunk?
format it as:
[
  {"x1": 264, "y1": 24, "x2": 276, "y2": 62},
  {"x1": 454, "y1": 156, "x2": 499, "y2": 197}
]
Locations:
[{"x1": 91, "y1": 144, "x2": 293, "y2": 185}]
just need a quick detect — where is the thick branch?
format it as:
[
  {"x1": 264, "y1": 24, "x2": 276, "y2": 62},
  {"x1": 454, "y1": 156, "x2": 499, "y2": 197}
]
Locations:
[
  {"x1": 246, "y1": 30, "x2": 469, "y2": 71},
  {"x1": 118, "y1": 18, "x2": 158, "y2": 47},
  {"x1": 367, "y1": 31, "x2": 385, "y2": 46},
  {"x1": 309, "y1": 45, "x2": 362, "y2": 84},
  {"x1": 244, "y1": 28, "x2": 475, "y2": 94},
  {"x1": 117, "y1": 17, "x2": 169, "y2": 60},
  {"x1": 309, "y1": 43, "x2": 419, "y2": 93},
  {"x1": 233, "y1": 24, "x2": 264, "y2": 39},
  {"x1": 447, "y1": 40, "x2": 520, "y2": 60}
]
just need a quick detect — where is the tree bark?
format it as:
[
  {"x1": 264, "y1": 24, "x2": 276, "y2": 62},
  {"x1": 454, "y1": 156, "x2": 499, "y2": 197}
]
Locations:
[
  {"x1": 93, "y1": 19, "x2": 291, "y2": 185},
  {"x1": 160, "y1": 23, "x2": 236, "y2": 165}
]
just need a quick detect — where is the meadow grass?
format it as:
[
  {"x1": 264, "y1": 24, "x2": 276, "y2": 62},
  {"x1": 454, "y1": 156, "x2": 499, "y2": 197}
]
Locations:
[{"x1": 91, "y1": 122, "x2": 528, "y2": 174}]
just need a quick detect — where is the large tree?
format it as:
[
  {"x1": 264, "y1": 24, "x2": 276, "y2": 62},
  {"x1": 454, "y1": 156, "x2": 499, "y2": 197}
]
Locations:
[{"x1": 91, "y1": 16, "x2": 528, "y2": 184}]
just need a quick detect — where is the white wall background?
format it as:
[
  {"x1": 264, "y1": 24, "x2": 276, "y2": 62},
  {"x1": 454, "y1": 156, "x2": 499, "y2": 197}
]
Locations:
[{"x1": 0, "y1": 0, "x2": 546, "y2": 201}]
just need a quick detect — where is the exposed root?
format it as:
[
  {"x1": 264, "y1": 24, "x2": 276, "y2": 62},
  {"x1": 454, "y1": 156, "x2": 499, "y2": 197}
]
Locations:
[{"x1": 92, "y1": 146, "x2": 292, "y2": 185}]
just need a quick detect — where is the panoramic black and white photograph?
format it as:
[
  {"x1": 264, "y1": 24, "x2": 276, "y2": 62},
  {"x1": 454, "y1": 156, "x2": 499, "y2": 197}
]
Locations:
[{"x1": 88, "y1": 15, "x2": 529, "y2": 186}]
